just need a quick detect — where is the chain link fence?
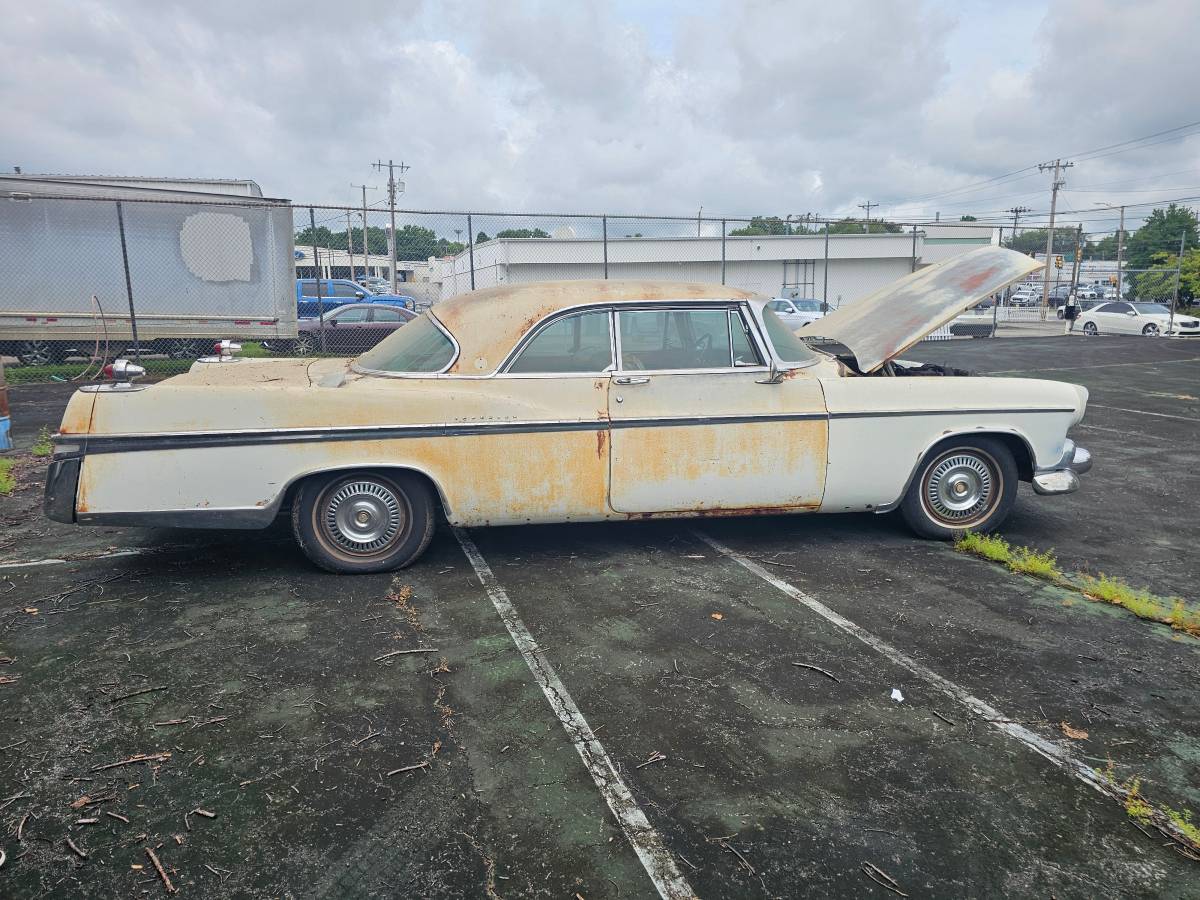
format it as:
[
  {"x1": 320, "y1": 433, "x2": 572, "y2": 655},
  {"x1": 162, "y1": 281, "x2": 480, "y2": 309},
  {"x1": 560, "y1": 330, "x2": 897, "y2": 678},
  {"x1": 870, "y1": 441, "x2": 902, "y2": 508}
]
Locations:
[{"x1": 11, "y1": 182, "x2": 1191, "y2": 383}]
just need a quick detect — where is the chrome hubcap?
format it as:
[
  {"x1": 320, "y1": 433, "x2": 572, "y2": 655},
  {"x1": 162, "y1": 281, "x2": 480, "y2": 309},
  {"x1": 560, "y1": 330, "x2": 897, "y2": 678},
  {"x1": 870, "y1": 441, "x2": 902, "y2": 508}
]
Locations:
[
  {"x1": 924, "y1": 453, "x2": 995, "y2": 524},
  {"x1": 322, "y1": 480, "x2": 404, "y2": 554}
]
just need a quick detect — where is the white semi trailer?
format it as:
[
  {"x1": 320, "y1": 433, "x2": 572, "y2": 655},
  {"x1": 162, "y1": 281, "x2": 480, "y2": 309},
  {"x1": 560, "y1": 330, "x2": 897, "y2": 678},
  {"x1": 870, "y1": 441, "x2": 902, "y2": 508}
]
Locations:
[{"x1": 0, "y1": 176, "x2": 297, "y2": 366}]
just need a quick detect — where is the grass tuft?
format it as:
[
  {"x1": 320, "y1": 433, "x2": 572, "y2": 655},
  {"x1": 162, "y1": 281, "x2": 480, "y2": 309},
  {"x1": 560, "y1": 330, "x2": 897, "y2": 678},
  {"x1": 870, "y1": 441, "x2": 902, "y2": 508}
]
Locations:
[
  {"x1": 954, "y1": 533, "x2": 1061, "y2": 580},
  {"x1": 30, "y1": 426, "x2": 53, "y2": 457},
  {"x1": 956, "y1": 534, "x2": 1199, "y2": 638},
  {"x1": 0, "y1": 457, "x2": 14, "y2": 495}
]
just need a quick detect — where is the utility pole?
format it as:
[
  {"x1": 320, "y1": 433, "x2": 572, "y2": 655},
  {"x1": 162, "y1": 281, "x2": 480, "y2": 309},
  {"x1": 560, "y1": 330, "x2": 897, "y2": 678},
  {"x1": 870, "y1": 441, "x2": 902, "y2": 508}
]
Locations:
[
  {"x1": 372, "y1": 159, "x2": 409, "y2": 293},
  {"x1": 1037, "y1": 159, "x2": 1073, "y2": 314},
  {"x1": 1006, "y1": 206, "x2": 1031, "y2": 248},
  {"x1": 345, "y1": 211, "x2": 356, "y2": 282},
  {"x1": 1169, "y1": 230, "x2": 1185, "y2": 336},
  {"x1": 1093, "y1": 202, "x2": 1126, "y2": 300},
  {"x1": 858, "y1": 200, "x2": 877, "y2": 232},
  {"x1": 697, "y1": 206, "x2": 703, "y2": 237},
  {"x1": 352, "y1": 183, "x2": 376, "y2": 279}
]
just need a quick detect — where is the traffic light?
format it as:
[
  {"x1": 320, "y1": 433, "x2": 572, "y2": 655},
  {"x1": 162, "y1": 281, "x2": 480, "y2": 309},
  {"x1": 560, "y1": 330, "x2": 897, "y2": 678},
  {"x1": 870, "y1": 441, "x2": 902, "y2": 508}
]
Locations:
[{"x1": 1054, "y1": 255, "x2": 1064, "y2": 269}]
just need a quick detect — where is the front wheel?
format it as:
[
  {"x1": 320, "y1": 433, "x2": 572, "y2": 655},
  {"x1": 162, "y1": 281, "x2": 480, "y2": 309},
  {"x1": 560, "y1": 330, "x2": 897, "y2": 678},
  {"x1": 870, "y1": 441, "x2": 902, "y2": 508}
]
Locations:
[
  {"x1": 292, "y1": 470, "x2": 436, "y2": 573},
  {"x1": 292, "y1": 333, "x2": 317, "y2": 356},
  {"x1": 900, "y1": 437, "x2": 1017, "y2": 540},
  {"x1": 1142, "y1": 323, "x2": 1160, "y2": 337}
]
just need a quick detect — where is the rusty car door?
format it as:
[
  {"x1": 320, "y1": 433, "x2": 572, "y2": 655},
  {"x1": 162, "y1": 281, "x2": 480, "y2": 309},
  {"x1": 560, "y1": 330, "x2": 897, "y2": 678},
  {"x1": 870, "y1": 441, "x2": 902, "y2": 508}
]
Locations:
[{"x1": 606, "y1": 306, "x2": 828, "y2": 514}]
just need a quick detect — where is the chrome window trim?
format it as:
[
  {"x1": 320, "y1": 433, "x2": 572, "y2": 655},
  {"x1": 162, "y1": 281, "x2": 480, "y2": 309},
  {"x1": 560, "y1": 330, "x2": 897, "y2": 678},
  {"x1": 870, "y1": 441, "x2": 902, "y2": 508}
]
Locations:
[
  {"x1": 353, "y1": 297, "x2": 781, "y2": 381},
  {"x1": 613, "y1": 303, "x2": 773, "y2": 375},
  {"x1": 350, "y1": 310, "x2": 461, "y2": 378},
  {"x1": 747, "y1": 300, "x2": 823, "y2": 371},
  {"x1": 500, "y1": 307, "x2": 617, "y2": 376}
]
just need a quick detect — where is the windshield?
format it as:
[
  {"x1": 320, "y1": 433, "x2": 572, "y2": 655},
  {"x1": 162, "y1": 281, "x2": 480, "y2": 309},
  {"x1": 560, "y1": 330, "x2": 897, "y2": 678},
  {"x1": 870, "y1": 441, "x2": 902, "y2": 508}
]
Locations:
[
  {"x1": 1132, "y1": 303, "x2": 1170, "y2": 315},
  {"x1": 759, "y1": 308, "x2": 822, "y2": 366},
  {"x1": 355, "y1": 312, "x2": 456, "y2": 373},
  {"x1": 794, "y1": 299, "x2": 823, "y2": 312}
]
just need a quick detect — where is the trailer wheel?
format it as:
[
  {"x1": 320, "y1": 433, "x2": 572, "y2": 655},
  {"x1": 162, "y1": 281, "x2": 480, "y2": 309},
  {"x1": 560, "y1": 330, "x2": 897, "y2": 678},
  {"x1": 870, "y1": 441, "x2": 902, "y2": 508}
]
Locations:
[
  {"x1": 164, "y1": 339, "x2": 204, "y2": 359},
  {"x1": 16, "y1": 341, "x2": 66, "y2": 367}
]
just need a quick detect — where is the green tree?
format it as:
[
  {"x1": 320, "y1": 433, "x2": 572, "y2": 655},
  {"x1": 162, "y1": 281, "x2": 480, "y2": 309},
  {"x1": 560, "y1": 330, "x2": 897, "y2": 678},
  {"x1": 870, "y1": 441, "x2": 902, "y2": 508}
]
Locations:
[
  {"x1": 494, "y1": 228, "x2": 550, "y2": 239},
  {"x1": 1006, "y1": 228, "x2": 1076, "y2": 255},
  {"x1": 1124, "y1": 204, "x2": 1199, "y2": 271},
  {"x1": 960, "y1": 215, "x2": 977, "y2": 221},
  {"x1": 826, "y1": 217, "x2": 902, "y2": 234},
  {"x1": 474, "y1": 231, "x2": 491, "y2": 243},
  {"x1": 729, "y1": 216, "x2": 797, "y2": 236},
  {"x1": 1085, "y1": 234, "x2": 1118, "y2": 260}
]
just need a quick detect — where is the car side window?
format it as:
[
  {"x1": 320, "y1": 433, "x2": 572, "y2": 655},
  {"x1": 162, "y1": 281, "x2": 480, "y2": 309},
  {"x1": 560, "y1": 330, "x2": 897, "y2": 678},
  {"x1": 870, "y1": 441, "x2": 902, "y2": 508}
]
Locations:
[
  {"x1": 332, "y1": 283, "x2": 363, "y2": 298},
  {"x1": 333, "y1": 306, "x2": 369, "y2": 322},
  {"x1": 730, "y1": 310, "x2": 763, "y2": 367},
  {"x1": 768, "y1": 300, "x2": 791, "y2": 313},
  {"x1": 372, "y1": 307, "x2": 406, "y2": 322},
  {"x1": 507, "y1": 310, "x2": 613, "y2": 374},
  {"x1": 299, "y1": 281, "x2": 322, "y2": 298},
  {"x1": 618, "y1": 309, "x2": 734, "y2": 370}
]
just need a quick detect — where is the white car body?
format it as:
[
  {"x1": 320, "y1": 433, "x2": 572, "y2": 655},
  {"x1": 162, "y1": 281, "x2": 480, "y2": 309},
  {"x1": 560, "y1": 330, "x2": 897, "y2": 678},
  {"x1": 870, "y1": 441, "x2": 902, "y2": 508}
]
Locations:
[
  {"x1": 45, "y1": 247, "x2": 1092, "y2": 571},
  {"x1": 766, "y1": 297, "x2": 828, "y2": 329},
  {"x1": 1077, "y1": 301, "x2": 1200, "y2": 337}
]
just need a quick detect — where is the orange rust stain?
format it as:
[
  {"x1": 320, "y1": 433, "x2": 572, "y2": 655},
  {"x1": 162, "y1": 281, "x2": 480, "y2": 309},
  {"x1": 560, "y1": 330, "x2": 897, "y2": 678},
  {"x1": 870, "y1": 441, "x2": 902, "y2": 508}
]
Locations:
[{"x1": 595, "y1": 429, "x2": 607, "y2": 459}]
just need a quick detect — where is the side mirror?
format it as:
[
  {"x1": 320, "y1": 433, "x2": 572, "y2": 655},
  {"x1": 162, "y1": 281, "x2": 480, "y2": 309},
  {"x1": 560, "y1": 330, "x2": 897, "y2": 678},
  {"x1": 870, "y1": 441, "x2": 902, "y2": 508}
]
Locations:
[
  {"x1": 1127, "y1": 311, "x2": 1137, "y2": 316},
  {"x1": 329, "y1": 319, "x2": 339, "y2": 326},
  {"x1": 821, "y1": 302, "x2": 830, "y2": 312},
  {"x1": 355, "y1": 291, "x2": 366, "y2": 298}
]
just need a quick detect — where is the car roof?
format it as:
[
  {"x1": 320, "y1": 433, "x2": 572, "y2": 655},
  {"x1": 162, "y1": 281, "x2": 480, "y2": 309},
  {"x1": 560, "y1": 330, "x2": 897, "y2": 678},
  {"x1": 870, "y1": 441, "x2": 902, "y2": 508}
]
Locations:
[{"x1": 431, "y1": 280, "x2": 760, "y2": 375}]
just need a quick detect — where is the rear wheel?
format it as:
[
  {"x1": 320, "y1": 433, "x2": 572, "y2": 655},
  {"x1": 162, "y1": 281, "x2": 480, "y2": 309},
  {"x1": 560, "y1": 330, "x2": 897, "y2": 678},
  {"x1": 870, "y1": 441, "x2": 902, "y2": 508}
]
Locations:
[
  {"x1": 1082, "y1": 321, "x2": 1098, "y2": 335},
  {"x1": 291, "y1": 470, "x2": 436, "y2": 573},
  {"x1": 900, "y1": 437, "x2": 1017, "y2": 540},
  {"x1": 164, "y1": 338, "x2": 203, "y2": 359}
]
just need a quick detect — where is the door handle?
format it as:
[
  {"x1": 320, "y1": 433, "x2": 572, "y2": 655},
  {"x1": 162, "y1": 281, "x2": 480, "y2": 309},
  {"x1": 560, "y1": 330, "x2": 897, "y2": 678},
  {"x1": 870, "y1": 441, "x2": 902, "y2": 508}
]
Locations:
[{"x1": 614, "y1": 375, "x2": 650, "y2": 385}]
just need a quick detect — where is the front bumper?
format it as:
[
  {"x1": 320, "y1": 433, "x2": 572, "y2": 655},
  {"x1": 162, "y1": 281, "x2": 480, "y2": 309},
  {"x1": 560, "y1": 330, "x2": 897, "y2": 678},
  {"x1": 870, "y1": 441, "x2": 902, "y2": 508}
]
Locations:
[{"x1": 1032, "y1": 440, "x2": 1091, "y2": 496}]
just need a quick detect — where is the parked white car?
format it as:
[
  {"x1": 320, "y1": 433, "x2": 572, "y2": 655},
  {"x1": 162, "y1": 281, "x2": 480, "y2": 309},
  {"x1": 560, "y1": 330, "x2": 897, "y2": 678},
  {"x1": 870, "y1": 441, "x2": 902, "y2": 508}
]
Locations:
[
  {"x1": 1009, "y1": 285, "x2": 1042, "y2": 306},
  {"x1": 767, "y1": 297, "x2": 829, "y2": 329},
  {"x1": 46, "y1": 247, "x2": 1091, "y2": 573},
  {"x1": 1078, "y1": 302, "x2": 1200, "y2": 337}
]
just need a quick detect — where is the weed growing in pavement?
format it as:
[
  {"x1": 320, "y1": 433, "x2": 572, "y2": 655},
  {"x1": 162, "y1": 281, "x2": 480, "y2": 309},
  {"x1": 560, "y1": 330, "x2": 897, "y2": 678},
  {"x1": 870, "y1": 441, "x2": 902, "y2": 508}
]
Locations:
[
  {"x1": 31, "y1": 427, "x2": 53, "y2": 457},
  {"x1": 0, "y1": 458, "x2": 14, "y2": 494},
  {"x1": 953, "y1": 533, "x2": 1061, "y2": 580},
  {"x1": 1092, "y1": 761, "x2": 1200, "y2": 855},
  {"x1": 955, "y1": 533, "x2": 1200, "y2": 638},
  {"x1": 1081, "y1": 573, "x2": 1200, "y2": 638}
]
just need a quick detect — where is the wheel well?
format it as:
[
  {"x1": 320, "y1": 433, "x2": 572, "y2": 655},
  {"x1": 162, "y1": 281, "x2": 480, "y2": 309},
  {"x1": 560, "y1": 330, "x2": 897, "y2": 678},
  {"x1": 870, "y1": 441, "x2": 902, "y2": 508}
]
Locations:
[
  {"x1": 926, "y1": 432, "x2": 1034, "y2": 482},
  {"x1": 276, "y1": 466, "x2": 451, "y2": 523}
]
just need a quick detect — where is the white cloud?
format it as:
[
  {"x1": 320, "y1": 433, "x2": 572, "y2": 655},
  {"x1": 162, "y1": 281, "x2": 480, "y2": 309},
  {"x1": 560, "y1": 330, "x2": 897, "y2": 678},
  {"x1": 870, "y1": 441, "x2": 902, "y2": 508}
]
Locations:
[{"x1": 1, "y1": 0, "x2": 1197, "y2": 232}]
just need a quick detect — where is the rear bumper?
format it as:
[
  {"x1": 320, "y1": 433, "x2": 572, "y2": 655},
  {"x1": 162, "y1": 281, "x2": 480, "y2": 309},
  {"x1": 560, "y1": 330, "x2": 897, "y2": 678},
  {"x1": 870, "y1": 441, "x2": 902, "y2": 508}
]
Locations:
[
  {"x1": 1032, "y1": 440, "x2": 1091, "y2": 495},
  {"x1": 44, "y1": 457, "x2": 81, "y2": 523}
]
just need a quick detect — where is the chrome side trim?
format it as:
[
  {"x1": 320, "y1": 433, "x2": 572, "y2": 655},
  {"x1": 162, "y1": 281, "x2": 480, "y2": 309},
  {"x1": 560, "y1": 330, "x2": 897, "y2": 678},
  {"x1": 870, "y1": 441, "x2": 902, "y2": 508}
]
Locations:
[{"x1": 64, "y1": 407, "x2": 1075, "y2": 457}]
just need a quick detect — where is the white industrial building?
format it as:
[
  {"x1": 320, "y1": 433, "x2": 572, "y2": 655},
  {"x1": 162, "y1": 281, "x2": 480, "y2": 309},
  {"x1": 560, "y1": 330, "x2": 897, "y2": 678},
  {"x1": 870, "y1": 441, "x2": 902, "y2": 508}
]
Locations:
[{"x1": 436, "y1": 224, "x2": 998, "y2": 307}]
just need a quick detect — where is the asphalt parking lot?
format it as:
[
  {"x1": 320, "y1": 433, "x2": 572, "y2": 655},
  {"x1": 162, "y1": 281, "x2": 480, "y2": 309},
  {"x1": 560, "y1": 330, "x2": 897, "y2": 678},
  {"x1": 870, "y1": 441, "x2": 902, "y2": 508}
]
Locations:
[{"x1": 1, "y1": 334, "x2": 1198, "y2": 898}]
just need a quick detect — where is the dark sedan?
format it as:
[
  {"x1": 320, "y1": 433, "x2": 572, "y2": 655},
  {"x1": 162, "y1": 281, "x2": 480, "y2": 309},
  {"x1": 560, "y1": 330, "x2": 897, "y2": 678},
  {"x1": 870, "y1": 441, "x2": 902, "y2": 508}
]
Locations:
[{"x1": 264, "y1": 303, "x2": 417, "y2": 356}]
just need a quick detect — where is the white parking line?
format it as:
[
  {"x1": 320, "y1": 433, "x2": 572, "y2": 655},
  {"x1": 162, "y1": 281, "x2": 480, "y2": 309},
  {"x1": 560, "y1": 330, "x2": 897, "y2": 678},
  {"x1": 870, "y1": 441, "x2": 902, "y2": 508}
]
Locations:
[
  {"x1": 0, "y1": 548, "x2": 151, "y2": 570},
  {"x1": 452, "y1": 527, "x2": 695, "y2": 900},
  {"x1": 1089, "y1": 404, "x2": 1197, "y2": 422},
  {"x1": 693, "y1": 530, "x2": 1167, "y2": 835}
]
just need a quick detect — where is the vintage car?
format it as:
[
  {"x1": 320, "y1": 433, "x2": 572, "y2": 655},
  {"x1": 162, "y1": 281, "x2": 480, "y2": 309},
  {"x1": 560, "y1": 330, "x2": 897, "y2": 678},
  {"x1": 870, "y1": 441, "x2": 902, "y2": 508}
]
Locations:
[{"x1": 45, "y1": 246, "x2": 1092, "y2": 573}]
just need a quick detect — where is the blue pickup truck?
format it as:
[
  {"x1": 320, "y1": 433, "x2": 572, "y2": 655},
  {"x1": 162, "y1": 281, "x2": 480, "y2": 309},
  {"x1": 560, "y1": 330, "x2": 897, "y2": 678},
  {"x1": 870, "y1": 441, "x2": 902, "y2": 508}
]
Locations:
[{"x1": 296, "y1": 280, "x2": 416, "y2": 318}]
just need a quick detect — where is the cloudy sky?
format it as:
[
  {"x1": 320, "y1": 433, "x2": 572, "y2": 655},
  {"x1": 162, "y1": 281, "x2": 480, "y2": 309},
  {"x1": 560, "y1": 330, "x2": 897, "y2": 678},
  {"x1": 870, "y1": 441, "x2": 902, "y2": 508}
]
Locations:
[{"x1": 3, "y1": 0, "x2": 1199, "y2": 233}]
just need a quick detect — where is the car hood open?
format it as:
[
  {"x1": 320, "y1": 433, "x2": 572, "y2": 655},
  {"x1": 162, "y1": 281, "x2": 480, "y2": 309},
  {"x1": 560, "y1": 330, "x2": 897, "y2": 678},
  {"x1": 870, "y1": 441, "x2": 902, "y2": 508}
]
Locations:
[{"x1": 802, "y1": 246, "x2": 1043, "y2": 373}]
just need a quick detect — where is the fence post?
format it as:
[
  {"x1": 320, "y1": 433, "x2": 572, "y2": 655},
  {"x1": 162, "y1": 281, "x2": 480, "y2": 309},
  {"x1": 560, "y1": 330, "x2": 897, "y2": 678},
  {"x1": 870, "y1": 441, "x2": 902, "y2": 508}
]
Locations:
[
  {"x1": 602, "y1": 215, "x2": 608, "y2": 279},
  {"x1": 310, "y1": 208, "x2": 326, "y2": 353},
  {"x1": 720, "y1": 220, "x2": 726, "y2": 285},
  {"x1": 115, "y1": 201, "x2": 141, "y2": 361},
  {"x1": 467, "y1": 214, "x2": 475, "y2": 291},
  {"x1": 910, "y1": 225, "x2": 918, "y2": 273},
  {"x1": 822, "y1": 222, "x2": 830, "y2": 307}
]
